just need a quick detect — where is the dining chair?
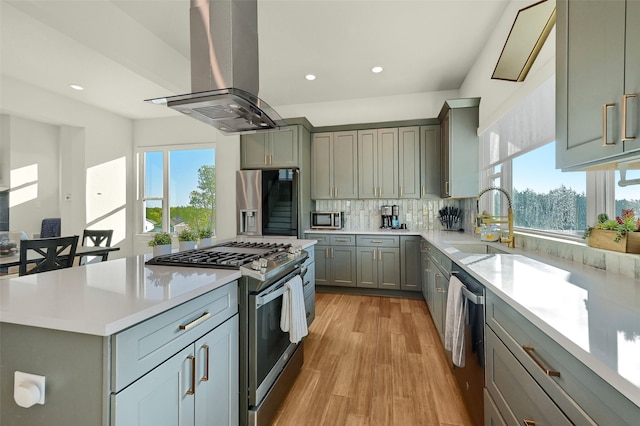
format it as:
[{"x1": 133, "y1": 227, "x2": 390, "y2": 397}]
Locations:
[
  {"x1": 79, "y1": 229, "x2": 113, "y2": 265},
  {"x1": 19, "y1": 235, "x2": 79, "y2": 276},
  {"x1": 40, "y1": 218, "x2": 61, "y2": 238}
]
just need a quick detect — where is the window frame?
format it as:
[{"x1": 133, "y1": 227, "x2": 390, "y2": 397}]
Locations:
[{"x1": 137, "y1": 143, "x2": 216, "y2": 234}]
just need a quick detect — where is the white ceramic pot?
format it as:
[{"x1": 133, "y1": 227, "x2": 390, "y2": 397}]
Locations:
[
  {"x1": 199, "y1": 237, "x2": 212, "y2": 248},
  {"x1": 179, "y1": 241, "x2": 196, "y2": 251},
  {"x1": 152, "y1": 244, "x2": 172, "y2": 257}
]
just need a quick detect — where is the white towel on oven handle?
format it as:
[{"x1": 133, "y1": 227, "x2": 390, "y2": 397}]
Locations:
[
  {"x1": 444, "y1": 275, "x2": 467, "y2": 368},
  {"x1": 280, "y1": 275, "x2": 308, "y2": 343}
]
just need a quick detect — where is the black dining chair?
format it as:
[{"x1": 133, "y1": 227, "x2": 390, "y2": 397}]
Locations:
[
  {"x1": 79, "y1": 229, "x2": 113, "y2": 265},
  {"x1": 40, "y1": 218, "x2": 61, "y2": 238},
  {"x1": 18, "y1": 235, "x2": 79, "y2": 276}
]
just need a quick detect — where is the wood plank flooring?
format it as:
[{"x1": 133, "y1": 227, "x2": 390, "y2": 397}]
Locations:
[{"x1": 272, "y1": 293, "x2": 473, "y2": 426}]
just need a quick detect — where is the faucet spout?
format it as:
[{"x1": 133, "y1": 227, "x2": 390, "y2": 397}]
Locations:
[{"x1": 477, "y1": 186, "x2": 515, "y2": 249}]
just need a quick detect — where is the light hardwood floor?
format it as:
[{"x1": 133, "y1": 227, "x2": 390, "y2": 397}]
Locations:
[{"x1": 272, "y1": 292, "x2": 473, "y2": 426}]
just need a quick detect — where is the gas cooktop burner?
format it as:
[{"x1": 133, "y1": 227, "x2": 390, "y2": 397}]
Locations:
[{"x1": 146, "y1": 241, "x2": 291, "y2": 269}]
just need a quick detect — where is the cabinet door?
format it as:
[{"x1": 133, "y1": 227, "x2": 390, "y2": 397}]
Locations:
[
  {"x1": 313, "y1": 245, "x2": 331, "y2": 285},
  {"x1": 377, "y1": 128, "x2": 399, "y2": 199},
  {"x1": 112, "y1": 345, "x2": 195, "y2": 426},
  {"x1": 400, "y1": 236, "x2": 421, "y2": 291},
  {"x1": 557, "y1": 0, "x2": 625, "y2": 169},
  {"x1": 241, "y1": 133, "x2": 269, "y2": 168},
  {"x1": 356, "y1": 247, "x2": 377, "y2": 288},
  {"x1": 399, "y1": 127, "x2": 420, "y2": 199},
  {"x1": 332, "y1": 246, "x2": 357, "y2": 287},
  {"x1": 378, "y1": 247, "x2": 400, "y2": 290},
  {"x1": 333, "y1": 131, "x2": 359, "y2": 199},
  {"x1": 357, "y1": 129, "x2": 378, "y2": 198},
  {"x1": 195, "y1": 316, "x2": 239, "y2": 426},
  {"x1": 624, "y1": 1, "x2": 640, "y2": 153},
  {"x1": 420, "y1": 125, "x2": 441, "y2": 198},
  {"x1": 311, "y1": 133, "x2": 334, "y2": 199},
  {"x1": 432, "y1": 271, "x2": 447, "y2": 340},
  {"x1": 440, "y1": 112, "x2": 451, "y2": 198},
  {"x1": 269, "y1": 126, "x2": 299, "y2": 168}
]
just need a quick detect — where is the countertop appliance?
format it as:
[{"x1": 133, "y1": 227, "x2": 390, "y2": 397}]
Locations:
[
  {"x1": 237, "y1": 169, "x2": 301, "y2": 238},
  {"x1": 310, "y1": 211, "x2": 344, "y2": 229},
  {"x1": 146, "y1": 240, "x2": 308, "y2": 426}
]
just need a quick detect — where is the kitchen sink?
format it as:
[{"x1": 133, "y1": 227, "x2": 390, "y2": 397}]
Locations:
[{"x1": 448, "y1": 242, "x2": 511, "y2": 255}]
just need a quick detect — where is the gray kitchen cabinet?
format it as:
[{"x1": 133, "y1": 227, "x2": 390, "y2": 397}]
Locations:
[
  {"x1": 355, "y1": 235, "x2": 400, "y2": 290},
  {"x1": 420, "y1": 125, "x2": 441, "y2": 198},
  {"x1": 308, "y1": 233, "x2": 357, "y2": 287},
  {"x1": 113, "y1": 315, "x2": 239, "y2": 426},
  {"x1": 486, "y1": 290, "x2": 640, "y2": 425},
  {"x1": 398, "y1": 126, "x2": 421, "y2": 199},
  {"x1": 422, "y1": 241, "x2": 453, "y2": 342},
  {"x1": 311, "y1": 131, "x2": 358, "y2": 199},
  {"x1": 556, "y1": 0, "x2": 640, "y2": 170},
  {"x1": 302, "y1": 247, "x2": 316, "y2": 327},
  {"x1": 439, "y1": 98, "x2": 480, "y2": 198},
  {"x1": 241, "y1": 126, "x2": 300, "y2": 168},
  {"x1": 484, "y1": 389, "x2": 507, "y2": 426},
  {"x1": 400, "y1": 235, "x2": 421, "y2": 291},
  {"x1": 357, "y1": 128, "x2": 399, "y2": 199}
]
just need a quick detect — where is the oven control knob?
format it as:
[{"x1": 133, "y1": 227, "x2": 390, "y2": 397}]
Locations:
[
  {"x1": 259, "y1": 258, "x2": 268, "y2": 270},
  {"x1": 251, "y1": 260, "x2": 261, "y2": 271}
]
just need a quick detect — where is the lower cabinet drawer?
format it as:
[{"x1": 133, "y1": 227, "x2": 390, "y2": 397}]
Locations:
[
  {"x1": 356, "y1": 235, "x2": 399, "y2": 247},
  {"x1": 484, "y1": 389, "x2": 507, "y2": 426},
  {"x1": 486, "y1": 328, "x2": 572, "y2": 425},
  {"x1": 487, "y1": 291, "x2": 637, "y2": 425},
  {"x1": 111, "y1": 281, "x2": 238, "y2": 392},
  {"x1": 304, "y1": 292, "x2": 315, "y2": 327}
]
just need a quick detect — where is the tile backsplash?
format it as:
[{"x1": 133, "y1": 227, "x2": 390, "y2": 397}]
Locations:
[{"x1": 315, "y1": 198, "x2": 477, "y2": 232}]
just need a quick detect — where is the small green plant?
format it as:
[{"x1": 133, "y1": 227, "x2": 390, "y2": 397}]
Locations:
[
  {"x1": 178, "y1": 229, "x2": 198, "y2": 242},
  {"x1": 584, "y1": 210, "x2": 639, "y2": 242},
  {"x1": 148, "y1": 232, "x2": 172, "y2": 247},
  {"x1": 198, "y1": 227, "x2": 212, "y2": 239}
]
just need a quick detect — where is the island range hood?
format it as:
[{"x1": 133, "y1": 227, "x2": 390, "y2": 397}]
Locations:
[{"x1": 146, "y1": 0, "x2": 287, "y2": 135}]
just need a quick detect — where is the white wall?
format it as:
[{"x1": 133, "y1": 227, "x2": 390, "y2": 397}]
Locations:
[
  {"x1": 1, "y1": 75, "x2": 134, "y2": 257},
  {"x1": 132, "y1": 115, "x2": 240, "y2": 254}
]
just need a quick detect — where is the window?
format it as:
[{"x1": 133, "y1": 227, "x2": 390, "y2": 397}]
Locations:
[
  {"x1": 141, "y1": 146, "x2": 216, "y2": 235},
  {"x1": 615, "y1": 169, "x2": 640, "y2": 218},
  {"x1": 512, "y1": 142, "x2": 587, "y2": 236}
]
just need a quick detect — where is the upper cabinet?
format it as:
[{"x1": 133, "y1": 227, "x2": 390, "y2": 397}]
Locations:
[
  {"x1": 241, "y1": 121, "x2": 311, "y2": 169},
  {"x1": 420, "y1": 125, "x2": 441, "y2": 198},
  {"x1": 556, "y1": 0, "x2": 640, "y2": 170},
  {"x1": 439, "y1": 98, "x2": 480, "y2": 198},
  {"x1": 398, "y1": 127, "x2": 421, "y2": 199},
  {"x1": 311, "y1": 131, "x2": 358, "y2": 199},
  {"x1": 358, "y1": 128, "x2": 399, "y2": 199}
]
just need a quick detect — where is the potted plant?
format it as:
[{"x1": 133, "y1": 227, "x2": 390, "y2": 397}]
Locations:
[
  {"x1": 584, "y1": 211, "x2": 640, "y2": 253},
  {"x1": 198, "y1": 227, "x2": 213, "y2": 248},
  {"x1": 148, "y1": 232, "x2": 172, "y2": 256},
  {"x1": 178, "y1": 229, "x2": 198, "y2": 251}
]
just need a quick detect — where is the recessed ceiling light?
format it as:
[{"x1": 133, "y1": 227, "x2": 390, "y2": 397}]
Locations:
[
  {"x1": 69, "y1": 84, "x2": 84, "y2": 91},
  {"x1": 305, "y1": 74, "x2": 316, "y2": 81},
  {"x1": 371, "y1": 66, "x2": 383, "y2": 74}
]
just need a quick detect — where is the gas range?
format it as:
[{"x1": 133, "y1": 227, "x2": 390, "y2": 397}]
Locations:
[{"x1": 146, "y1": 240, "x2": 307, "y2": 287}]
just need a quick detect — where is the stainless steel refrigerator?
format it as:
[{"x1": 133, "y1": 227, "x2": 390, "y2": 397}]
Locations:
[{"x1": 237, "y1": 169, "x2": 310, "y2": 237}]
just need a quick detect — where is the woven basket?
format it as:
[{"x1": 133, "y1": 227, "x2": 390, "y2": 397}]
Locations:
[{"x1": 587, "y1": 229, "x2": 640, "y2": 254}]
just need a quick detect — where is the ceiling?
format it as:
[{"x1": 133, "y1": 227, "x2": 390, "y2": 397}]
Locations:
[{"x1": 1, "y1": 0, "x2": 510, "y2": 120}]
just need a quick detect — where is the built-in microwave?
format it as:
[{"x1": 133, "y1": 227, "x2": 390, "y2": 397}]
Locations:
[{"x1": 311, "y1": 211, "x2": 344, "y2": 229}]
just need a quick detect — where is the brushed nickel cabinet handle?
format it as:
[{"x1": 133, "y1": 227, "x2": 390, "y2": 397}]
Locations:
[
  {"x1": 179, "y1": 312, "x2": 211, "y2": 330},
  {"x1": 201, "y1": 345, "x2": 210, "y2": 382},
  {"x1": 602, "y1": 103, "x2": 617, "y2": 146},
  {"x1": 264, "y1": 155, "x2": 269, "y2": 165},
  {"x1": 622, "y1": 94, "x2": 637, "y2": 141},
  {"x1": 523, "y1": 345, "x2": 560, "y2": 377},
  {"x1": 186, "y1": 355, "x2": 196, "y2": 395},
  {"x1": 373, "y1": 249, "x2": 376, "y2": 260},
  {"x1": 523, "y1": 420, "x2": 536, "y2": 426},
  {"x1": 400, "y1": 186, "x2": 403, "y2": 197},
  {"x1": 331, "y1": 248, "x2": 334, "y2": 258}
]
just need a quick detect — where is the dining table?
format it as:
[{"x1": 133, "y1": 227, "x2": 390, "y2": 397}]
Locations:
[{"x1": 0, "y1": 246, "x2": 121, "y2": 270}]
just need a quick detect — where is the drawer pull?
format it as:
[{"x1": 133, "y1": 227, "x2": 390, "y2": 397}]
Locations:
[
  {"x1": 523, "y1": 420, "x2": 536, "y2": 426},
  {"x1": 602, "y1": 103, "x2": 617, "y2": 146},
  {"x1": 186, "y1": 355, "x2": 196, "y2": 395},
  {"x1": 622, "y1": 94, "x2": 637, "y2": 141},
  {"x1": 370, "y1": 240, "x2": 383, "y2": 243},
  {"x1": 179, "y1": 312, "x2": 212, "y2": 331},
  {"x1": 335, "y1": 238, "x2": 349, "y2": 242},
  {"x1": 201, "y1": 345, "x2": 210, "y2": 382},
  {"x1": 523, "y1": 345, "x2": 560, "y2": 377}
]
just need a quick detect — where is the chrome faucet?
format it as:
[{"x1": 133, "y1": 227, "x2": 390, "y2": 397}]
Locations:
[{"x1": 476, "y1": 186, "x2": 515, "y2": 249}]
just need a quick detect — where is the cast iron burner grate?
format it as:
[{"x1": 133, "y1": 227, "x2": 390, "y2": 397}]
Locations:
[{"x1": 146, "y1": 241, "x2": 291, "y2": 269}]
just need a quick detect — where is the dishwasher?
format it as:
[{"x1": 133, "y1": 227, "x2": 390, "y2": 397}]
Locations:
[{"x1": 451, "y1": 267, "x2": 485, "y2": 426}]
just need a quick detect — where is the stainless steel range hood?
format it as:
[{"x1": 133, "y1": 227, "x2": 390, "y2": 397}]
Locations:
[{"x1": 146, "y1": 0, "x2": 286, "y2": 135}]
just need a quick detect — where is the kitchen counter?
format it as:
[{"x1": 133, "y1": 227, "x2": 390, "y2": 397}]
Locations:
[
  {"x1": 305, "y1": 228, "x2": 423, "y2": 236},
  {"x1": 421, "y1": 230, "x2": 640, "y2": 409}
]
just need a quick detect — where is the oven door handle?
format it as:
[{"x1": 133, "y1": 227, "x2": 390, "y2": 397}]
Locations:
[
  {"x1": 256, "y1": 284, "x2": 289, "y2": 308},
  {"x1": 462, "y1": 287, "x2": 484, "y2": 305}
]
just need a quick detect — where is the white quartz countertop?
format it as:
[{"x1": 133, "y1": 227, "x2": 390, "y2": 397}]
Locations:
[
  {"x1": 421, "y1": 230, "x2": 640, "y2": 409},
  {"x1": 305, "y1": 228, "x2": 422, "y2": 236},
  {"x1": 0, "y1": 255, "x2": 240, "y2": 336}
]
